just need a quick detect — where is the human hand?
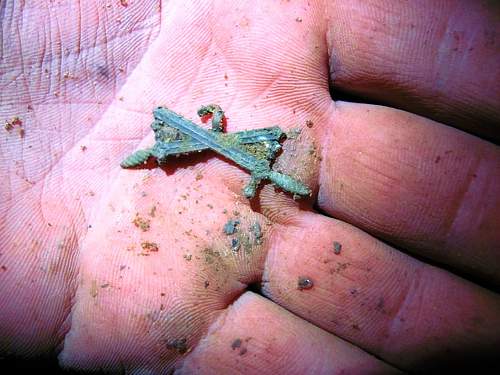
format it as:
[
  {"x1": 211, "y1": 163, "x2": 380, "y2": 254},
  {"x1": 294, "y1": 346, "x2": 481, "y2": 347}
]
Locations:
[{"x1": 1, "y1": 1, "x2": 499, "y2": 374}]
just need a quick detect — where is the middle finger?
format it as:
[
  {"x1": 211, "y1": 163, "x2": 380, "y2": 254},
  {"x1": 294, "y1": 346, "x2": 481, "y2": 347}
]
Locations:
[{"x1": 259, "y1": 210, "x2": 500, "y2": 372}]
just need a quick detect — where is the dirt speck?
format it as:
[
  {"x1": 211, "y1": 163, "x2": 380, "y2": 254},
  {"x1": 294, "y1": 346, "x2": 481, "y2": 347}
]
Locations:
[
  {"x1": 331, "y1": 262, "x2": 349, "y2": 274},
  {"x1": 231, "y1": 238, "x2": 240, "y2": 252},
  {"x1": 333, "y1": 241, "x2": 342, "y2": 255},
  {"x1": 141, "y1": 241, "x2": 159, "y2": 253},
  {"x1": 133, "y1": 214, "x2": 151, "y2": 232},
  {"x1": 4, "y1": 117, "x2": 24, "y2": 137},
  {"x1": 4, "y1": 116, "x2": 22, "y2": 131},
  {"x1": 376, "y1": 297, "x2": 387, "y2": 314},
  {"x1": 297, "y1": 276, "x2": 314, "y2": 290},
  {"x1": 305, "y1": 120, "x2": 313, "y2": 128},
  {"x1": 250, "y1": 222, "x2": 263, "y2": 244},
  {"x1": 231, "y1": 338, "x2": 242, "y2": 349},
  {"x1": 287, "y1": 128, "x2": 302, "y2": 139},
  {"x1": 166, "y1": 338, "x2": 189, "y2": 354},
  {"x1": 223, "y1": 219, "x2": 240, "y2": 235},
  {"x1": 90, "y1": 280, "x2": 98, "y2": 298}
]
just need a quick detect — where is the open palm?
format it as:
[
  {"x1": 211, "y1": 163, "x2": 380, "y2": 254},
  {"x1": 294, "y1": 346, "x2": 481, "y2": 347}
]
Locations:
[{"x1": 1, "y1": 1, "x2": 499, "y2": 374}]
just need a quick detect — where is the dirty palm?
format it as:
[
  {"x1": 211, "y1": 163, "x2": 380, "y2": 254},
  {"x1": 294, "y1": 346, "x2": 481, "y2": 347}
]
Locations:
[{"x1": 1, "y1": 1, "x2": 500, "y2": 374}]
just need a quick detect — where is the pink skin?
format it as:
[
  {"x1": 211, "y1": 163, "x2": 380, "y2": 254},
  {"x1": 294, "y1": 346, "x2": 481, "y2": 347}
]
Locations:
[{"x1": 1, "y1": 0, "x2": 499, "y2": 373}]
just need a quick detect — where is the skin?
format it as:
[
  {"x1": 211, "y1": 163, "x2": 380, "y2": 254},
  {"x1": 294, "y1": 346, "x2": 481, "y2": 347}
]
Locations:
[{"x1": 1, "y1": 0, "x2": 499, "y2": 374}]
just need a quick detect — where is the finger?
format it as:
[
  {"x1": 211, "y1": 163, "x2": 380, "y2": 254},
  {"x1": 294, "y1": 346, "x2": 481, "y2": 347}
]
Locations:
[
  {"x1": 316, "y1": 101, "x2": 500, "y2": 286},
  {"x1": 179, "y1": 292, "x2": 400, "y2": 375},
  {"x1": 261, "y1": 211, "x2": 500, "y2": 373},
  {"x1": 326, "y1": 0, "x2": 500, "y2": 141}
]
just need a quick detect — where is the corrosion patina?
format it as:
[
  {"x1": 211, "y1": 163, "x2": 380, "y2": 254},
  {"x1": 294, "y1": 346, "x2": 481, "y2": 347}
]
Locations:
[{"x1": 121, "y1": 105, "x2": 311, "y2": 199}]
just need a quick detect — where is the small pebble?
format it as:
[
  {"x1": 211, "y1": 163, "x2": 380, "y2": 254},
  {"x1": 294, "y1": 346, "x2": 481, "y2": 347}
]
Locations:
[
  {"x1": 333, "y1": 241, "x2": 342, "y2": 255},
  {"x1": 297, "y1": 276, "x2": 314, "y2": 290},
  {"x1": 231, "y1": 338, "x2": 242, "y2": 350}
]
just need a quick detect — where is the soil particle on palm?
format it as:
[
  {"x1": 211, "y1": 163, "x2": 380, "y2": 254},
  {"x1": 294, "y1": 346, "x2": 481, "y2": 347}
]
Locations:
[
  {"x1": 223, "y1": 219, "x2": 240, "y2": 235},
  {"x1": 166, "y1": 338, "x2": 189, "y2": 354},
  {"x1": 90, "y1": 280, "x2": 98, "y2": 298},
  {"x1": 4, "y1": 116, "x2": 22, "y2": 131},
  {"x1": 203, "y1": 248, "x2": 221, "y2": 265},
  {"x1": 141, "y1": 241, "x2": 159, "y2": 253},
  {"x1": 330, "y1": 262, "x2": 349, "y2": 274},
  {"x1": 231, "y1": 238, "x2": 240, "y2": 252},
  {"x1": 4, "y1": 116, "x2": 24, "y2": 137},
  {"x1": 286, "y1": 128, "x2": 302, "y2": 139},
  {"x1": 133, "y1": 214, "x2": 151, "y2": 231},
  {"x1": 250, "y1": 222, "x2": 262, "y2": 244}
]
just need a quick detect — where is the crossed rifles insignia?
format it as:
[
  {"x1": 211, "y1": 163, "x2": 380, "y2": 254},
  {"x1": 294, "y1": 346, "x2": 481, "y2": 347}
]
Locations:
[{"x1": 121, "y1": 105, "x2": 311, "y2": 199}]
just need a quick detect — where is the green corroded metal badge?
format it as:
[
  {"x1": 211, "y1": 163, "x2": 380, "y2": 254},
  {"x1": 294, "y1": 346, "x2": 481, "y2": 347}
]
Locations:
[{"x1": 121, "y1": 105, "x2": 311, "y2": 199}]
